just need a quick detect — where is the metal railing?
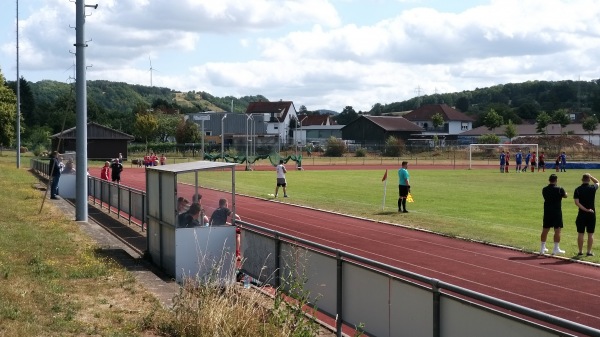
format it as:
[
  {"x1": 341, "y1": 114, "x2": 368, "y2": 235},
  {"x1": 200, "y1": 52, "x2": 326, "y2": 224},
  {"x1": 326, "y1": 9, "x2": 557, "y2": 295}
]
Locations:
[
  {"x1": 88, "y1": 176, "x2": 146, "y2": 230},
  {"x1": 239, "y1": 221, "x2": 600, "y2": 337},
  {"x1": 30, "y1": 159, "x2": 146, "y2": 230}
]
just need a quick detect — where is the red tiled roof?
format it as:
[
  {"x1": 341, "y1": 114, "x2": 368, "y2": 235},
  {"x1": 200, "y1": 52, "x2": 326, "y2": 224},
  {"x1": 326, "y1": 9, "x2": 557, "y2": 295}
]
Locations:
[
  {"x1": 298, "y1": 114, "x2": 331, "y2": 126},
  {"x1": 404, "y1": 104, "x2": 474, "y2": 122},
  {"x1": 362, "y1": 116, "x2": 423, "y2": 132},
  {"x1": 246, "y1": 101, "x2": 294, "y2": 122}
]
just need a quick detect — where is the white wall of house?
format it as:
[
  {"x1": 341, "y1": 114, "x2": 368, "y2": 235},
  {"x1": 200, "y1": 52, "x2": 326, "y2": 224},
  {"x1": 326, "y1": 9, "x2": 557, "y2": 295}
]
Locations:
[{"x1": 449, "y1": 121, "x2": 472, "y2": 134}]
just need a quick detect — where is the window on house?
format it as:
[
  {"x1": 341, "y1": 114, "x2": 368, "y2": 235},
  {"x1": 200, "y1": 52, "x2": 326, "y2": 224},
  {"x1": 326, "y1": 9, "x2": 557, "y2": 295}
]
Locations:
[
  {"x1": 461, "y1": 123, "x2": 469, "y2": 130},
  {"x1": 205, "y1": 131, "x2": 212, "y2": 136}
]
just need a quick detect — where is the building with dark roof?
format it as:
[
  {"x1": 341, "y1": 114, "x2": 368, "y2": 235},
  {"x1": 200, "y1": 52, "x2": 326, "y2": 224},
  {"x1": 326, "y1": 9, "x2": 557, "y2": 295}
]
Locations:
[
  {"x1": 403, "y1": 104, "x2": 474, "y2": 137},
  {"x1": 51, "y1": 122, "x2": 135, "y2": 161},
  {"x1": 341, "y1": 116, "x2": 423, "y2": 144}
]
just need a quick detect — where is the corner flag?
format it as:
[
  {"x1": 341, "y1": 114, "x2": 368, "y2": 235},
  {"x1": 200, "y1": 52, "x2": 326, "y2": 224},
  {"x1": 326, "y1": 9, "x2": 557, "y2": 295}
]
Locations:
[{"x1": 382, "y1": 169, "x2": 388, "y2": 210}]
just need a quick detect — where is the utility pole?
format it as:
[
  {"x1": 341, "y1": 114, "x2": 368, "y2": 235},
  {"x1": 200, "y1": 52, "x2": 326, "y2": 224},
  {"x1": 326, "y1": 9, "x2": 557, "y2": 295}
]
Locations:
[
  {"x1": 414, "y1": 85, "x2": 424, "y2": 107},
  {"x1": 74, "y1": 1, "x2": 98, "y2": 221},
  {"x1": 15, "y1": 0, "x2": 20, "y2": 168}
]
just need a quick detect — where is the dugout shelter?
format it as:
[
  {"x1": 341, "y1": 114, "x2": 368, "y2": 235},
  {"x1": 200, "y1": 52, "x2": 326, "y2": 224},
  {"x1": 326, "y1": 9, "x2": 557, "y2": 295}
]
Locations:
[{"x1": 145, "y1": 161, "x2": 238, "y2": 284}]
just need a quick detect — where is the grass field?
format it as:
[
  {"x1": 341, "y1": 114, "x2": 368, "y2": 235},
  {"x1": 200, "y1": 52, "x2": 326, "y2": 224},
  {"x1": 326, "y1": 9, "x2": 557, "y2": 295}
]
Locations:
[{"x1": 192, "y1": 166, "x2": 599, "y2": 262}]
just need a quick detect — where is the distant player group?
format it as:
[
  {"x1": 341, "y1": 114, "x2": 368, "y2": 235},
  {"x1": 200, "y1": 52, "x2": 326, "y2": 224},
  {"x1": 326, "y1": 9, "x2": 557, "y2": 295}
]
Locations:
[{"x1": 500, "y1": 149, "x2": 567, "y2": 173}]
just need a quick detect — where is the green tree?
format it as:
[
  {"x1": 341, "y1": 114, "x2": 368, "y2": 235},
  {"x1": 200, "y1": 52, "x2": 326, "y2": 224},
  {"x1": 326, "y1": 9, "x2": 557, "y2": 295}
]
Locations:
[
  {"x1": 156, "y1": 113, "x2": 181, "y2": 142},
  {"x1": 484, "y1": 109, "x2": 503, "y2": 131},
  {"x1": 478, "y1": 134, "x2": 500, "y2": 144},
  {"x1": 298, "y1": 105, "x2": 308, "y2": 114},
  {"x1": 552, "y1": 109, "x2": 570, "y2": 134},
  {"x1": 536, "y1": 111, "x2": 552, "y2": 134},
  {"x1": 455, "y1": 96, "x2": 470, "y2": 112},
  {"x1": 504, "y1": 120, "x2": 517, "y2": 143},
  {"x1": 582, "y1": 116, "x2": 598, "y2": 144},
  {"x1": 431, "y1": 112, "x2": 444, "y2": 130},
  {"x1": 0, "y1": 72, "x2": 17, "y2": 147},
  {"x1": 175, "y1": 119, "x2": 201, "y2": 145},
  {"x1": 134, "y1": 113, "x2": 159, "y2": 150},
  {"x1": 334, "y1": 106, "x2": 358, "y2": 125}
]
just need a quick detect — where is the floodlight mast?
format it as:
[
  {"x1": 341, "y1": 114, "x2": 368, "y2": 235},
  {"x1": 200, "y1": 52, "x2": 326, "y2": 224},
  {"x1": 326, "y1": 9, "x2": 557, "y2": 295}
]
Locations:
[
  {"x1": 74, "y1": 2, "x2": 98, "y2": 221},
  {"x1": 16, "y1": 0, "x2": 20, "y2": 168}
]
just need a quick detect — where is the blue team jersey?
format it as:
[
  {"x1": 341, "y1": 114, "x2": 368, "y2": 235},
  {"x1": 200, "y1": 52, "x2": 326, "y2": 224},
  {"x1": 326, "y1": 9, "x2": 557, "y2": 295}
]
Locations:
[
  {"x1": 560, "y1": 153, "x2": 567, "y2": 164},
  {"x1": 525, "y1": 153, "x2": 531, "y2": 163},
  {"x1": 499, "y1": 153, "x2": 506, "y2": 165},
  {"x1": 515, "y1": 152, "x2": 522, "y2": 163}
]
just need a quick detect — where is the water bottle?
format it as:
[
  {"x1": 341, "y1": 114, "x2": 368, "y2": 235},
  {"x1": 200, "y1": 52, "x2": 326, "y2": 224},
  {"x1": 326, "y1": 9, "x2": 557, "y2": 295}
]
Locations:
[{"x1": 243, "y1": 274, "x2": 251, "y2": 288}]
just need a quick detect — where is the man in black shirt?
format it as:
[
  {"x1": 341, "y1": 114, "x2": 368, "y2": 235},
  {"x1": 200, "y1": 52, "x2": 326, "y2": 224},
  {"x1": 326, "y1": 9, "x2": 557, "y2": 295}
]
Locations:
[
  {"x1": 574, "y1": 173, "x2": 599, "y2": 256},
  {"x1": 540, "y1": 174, "x2": 567, "y2": 255},
  {"x1": 210, "y1": 198, "x2": 240, "y2": 226},
  {"x1": 178, "y1": 202, "x2": 202, "y2": 228}
]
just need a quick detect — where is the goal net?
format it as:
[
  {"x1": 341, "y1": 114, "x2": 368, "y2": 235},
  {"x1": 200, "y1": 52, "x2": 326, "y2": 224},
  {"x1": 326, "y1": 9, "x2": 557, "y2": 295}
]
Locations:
[{"x1": 468, "y1": 144, "x2": 538, "y2": 170}]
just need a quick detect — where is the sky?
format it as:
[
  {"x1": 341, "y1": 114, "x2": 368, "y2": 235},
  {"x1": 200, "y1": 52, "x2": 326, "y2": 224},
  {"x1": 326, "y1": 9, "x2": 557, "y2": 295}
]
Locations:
[{"x1": 1, "y1": 0, "x2": 599, "y2": 112}]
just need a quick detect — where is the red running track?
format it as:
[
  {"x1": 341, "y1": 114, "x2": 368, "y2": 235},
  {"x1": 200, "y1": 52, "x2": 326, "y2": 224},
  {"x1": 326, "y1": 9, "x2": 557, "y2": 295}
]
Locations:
[{"x1": 93, "y1": 166, "x2": 600, "y2": 334}]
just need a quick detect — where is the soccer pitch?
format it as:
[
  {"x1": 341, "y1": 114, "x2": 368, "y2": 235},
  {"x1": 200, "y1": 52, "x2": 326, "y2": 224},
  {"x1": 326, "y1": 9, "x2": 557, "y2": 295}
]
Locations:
[{"x1": 191, "y1": 167, "x2": 598, "y2": 262}]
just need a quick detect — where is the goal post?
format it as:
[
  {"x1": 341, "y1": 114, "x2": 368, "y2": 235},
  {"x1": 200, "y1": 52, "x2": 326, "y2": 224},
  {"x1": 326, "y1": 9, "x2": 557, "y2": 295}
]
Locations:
[{"x1": 469, "y1": 144, "x2": 538, "y2": 170}]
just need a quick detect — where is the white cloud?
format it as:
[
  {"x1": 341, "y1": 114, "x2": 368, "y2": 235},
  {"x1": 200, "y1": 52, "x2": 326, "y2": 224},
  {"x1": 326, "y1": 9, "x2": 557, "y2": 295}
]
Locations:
[{"x1": 2, "y1": 0, "x2": 600, "y2": 112}]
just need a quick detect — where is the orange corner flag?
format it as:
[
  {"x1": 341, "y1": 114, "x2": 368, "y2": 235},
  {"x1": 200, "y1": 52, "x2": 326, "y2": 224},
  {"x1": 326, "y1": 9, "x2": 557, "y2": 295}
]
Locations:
[{"x1": 382, "y1": 169, "x2": 388, "y2": 182}]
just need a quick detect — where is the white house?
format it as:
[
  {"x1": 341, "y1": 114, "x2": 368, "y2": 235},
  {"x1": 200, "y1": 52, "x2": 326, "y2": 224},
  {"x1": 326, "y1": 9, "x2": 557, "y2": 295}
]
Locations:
[
  {"x1": 403, "y1": 104, "x2": 474, "y2": 137},
  {"x1": 245, "y1": 100, "x2": 298, "y2": 147}
]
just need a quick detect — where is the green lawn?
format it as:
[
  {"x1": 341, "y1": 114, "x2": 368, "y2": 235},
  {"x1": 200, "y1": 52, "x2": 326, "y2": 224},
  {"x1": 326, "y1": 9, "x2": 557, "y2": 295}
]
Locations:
[{"x1": 193, "y1": 167, "x2": 597, "y2": 262}]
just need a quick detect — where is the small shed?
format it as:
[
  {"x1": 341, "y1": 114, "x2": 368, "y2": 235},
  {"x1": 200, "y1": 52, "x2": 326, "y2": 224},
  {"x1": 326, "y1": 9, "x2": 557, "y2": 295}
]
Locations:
[{"x1": 51, "y1": 122, "x2": 135, "y2": 161}]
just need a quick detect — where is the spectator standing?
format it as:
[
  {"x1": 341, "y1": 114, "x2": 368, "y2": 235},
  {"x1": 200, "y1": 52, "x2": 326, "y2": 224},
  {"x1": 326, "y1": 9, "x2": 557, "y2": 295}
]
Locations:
[
  {"x1": 540, "y1": 174, "x2": 567, "y2": 255},
  {"x1": 118, "y1": 152, "x2": 123, "y2": 163},
  {"x1": 160, "y1": 154, "x2": 166, "y2": 165},
  {"x1": 574, "y1": 173, "x2": 599, "y2": 256},
  {"x1": 48, "y1": 151, "x2": 62, "y2": 199},
  {"x1": 110, "y1": 159, "x2": 123, "y2": 184},
  {"x1": 100, "y1": 161, "x2": 110, "y2": 181}
]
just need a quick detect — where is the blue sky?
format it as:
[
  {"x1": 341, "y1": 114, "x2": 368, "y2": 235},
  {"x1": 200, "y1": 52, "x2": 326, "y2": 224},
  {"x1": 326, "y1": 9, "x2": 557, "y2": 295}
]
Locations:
[{"x1": 1, "y1": 0, "x2": 599, "y2": 111}]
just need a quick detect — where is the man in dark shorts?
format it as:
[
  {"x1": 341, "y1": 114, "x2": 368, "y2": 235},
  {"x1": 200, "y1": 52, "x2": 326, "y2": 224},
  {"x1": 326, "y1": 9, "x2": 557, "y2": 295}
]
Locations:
[
  {"x1": 538, "y1": 151, "x2": 546, "y2": 172},
  {"x1": 110, "y1": 158, "x2": 123, "y2": 184},
  {"x1": 574, "y1": 173, "x2": 599, "y2": 256},
  {"x1": 540, "y1": 174, "x2": 567, "y2": 255},
  {"x1": 398, "y1": 161, "x2": 410, "y2": 213},
  {"x1": 275, "y1": 159, "x2": 288, "y2": 198}
]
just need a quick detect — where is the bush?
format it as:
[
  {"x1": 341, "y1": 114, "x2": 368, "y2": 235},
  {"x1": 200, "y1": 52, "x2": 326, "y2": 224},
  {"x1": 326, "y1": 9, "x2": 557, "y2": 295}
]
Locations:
[
  {"x1": 355, "y1": 147, "x2": 367, "y2": 157},
  {"x1": 324, "y1": 137, "x2": 346, "y2": 157},
  {"x1": 19, "y1": 146, "x2": 28, "y2": 154},
  {"x1": 383, "y1": 136, "x2": 405, "y2": 157},
  {"x1": 478, "y1": 134, "x2": 500, "y2": 144}
]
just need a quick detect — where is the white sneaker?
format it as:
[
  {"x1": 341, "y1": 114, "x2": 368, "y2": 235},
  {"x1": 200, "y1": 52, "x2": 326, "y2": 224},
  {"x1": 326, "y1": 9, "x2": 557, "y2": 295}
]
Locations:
[
  {"x1": 543, "y1": 247, "x2": 549, "y2": 253},
  {"x1": 552, "y1": 248, "x2": 566, "y2": 255}
]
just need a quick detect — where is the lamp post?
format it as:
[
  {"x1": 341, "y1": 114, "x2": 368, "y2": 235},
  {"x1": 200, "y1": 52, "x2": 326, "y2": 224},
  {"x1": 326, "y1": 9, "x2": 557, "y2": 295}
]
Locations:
[
  {"x1": 245, "y1": 114, "x2": 254, "y2": 171},
  {"x1": 296, "y1": 116, "x2": 308, "y2": 158},
  {"x1": 221, "y1": 114, "x2": 227, "y2": 162}
]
